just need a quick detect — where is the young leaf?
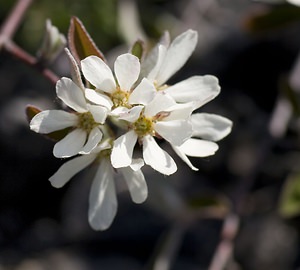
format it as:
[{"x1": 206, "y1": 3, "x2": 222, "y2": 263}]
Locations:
[
  {"x1": 130, "y1": 40, "x2": 144, "y2": 61},
  {"x1": 279, "y1": 172, "x2": 300, "y2": 218},
  {"x1": 26, "y1": 105, "x2": 41, "y2": 122},
  {"x1": 26, "y1": 105, "x2": 71, "y2": 141},
  {"x1": 68, "y1": 16, "x2": 105, "y2": 64}
]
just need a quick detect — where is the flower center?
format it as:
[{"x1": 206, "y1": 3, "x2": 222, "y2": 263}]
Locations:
[
  {"x1": 77, "y1": 112, "x2": 98, "y2": 133},
  {"x1": 133, "y1": 115, "x2": 154, "y2": 137},
  {"x1": 111, "y1": 88, "x2": 129, "y2": 108}
]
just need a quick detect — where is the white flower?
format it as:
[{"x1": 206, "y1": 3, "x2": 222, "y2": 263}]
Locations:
[
  {"x1": 111, "y1": 92, "x2": 194, "y2": 175},
  {"x1": 81, "y1": 53, "x2": 149, "y2": 110},
  {"x1": 30, "y1": 77, "x2": 108, "y2": 158},
  {"x1": 142, "y1": 30, "x2": 220, "y2": 107},
  {"x1": 172, "y1": 113, "x2": 233, "y2": 171},
  {"x1": 135, "y1": 29, "x2": 232, "y2": 170},
  {"x1": 49, "y1": 141, "x2": 147, "y2": 231}
]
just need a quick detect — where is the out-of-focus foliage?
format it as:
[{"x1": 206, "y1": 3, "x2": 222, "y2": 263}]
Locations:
[
  {"x1": 279, "y1": 172, "x2": 300, "y2": 218},
  {"x1": 0, "y1": 0, "x2": 118, "y2": 53},
  {"x1": 245, "y1": 4, "x2": 300, "y2": 33}
]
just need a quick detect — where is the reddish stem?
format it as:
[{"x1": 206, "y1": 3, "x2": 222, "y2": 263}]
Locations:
[
  {"x1": 0, "y1": 0, "x2": 60, "y2": 85},
  {"x1": 208, "y1": 214, "x2": 239, "y2": 270},
  {"x1": 4, "y1": 40, "x2": 59, "y2": 84},
  {"x1": 0, "y1": 0, "x2": 33, "y2": 46}
]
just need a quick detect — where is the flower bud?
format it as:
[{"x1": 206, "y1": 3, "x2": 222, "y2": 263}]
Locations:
[{"x1": 37, "y1": 19, "x2": 66, "y2": 64}]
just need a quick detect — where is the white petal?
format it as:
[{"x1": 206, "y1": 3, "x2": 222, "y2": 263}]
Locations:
[
  {"x1": 130, "y1": 158, "x2": 144, "y2": 171},
  {"x1": 53, "y1": 129, "x2": 87, "y2": 158},
  {"x1": 143, "y1": 135, "x2": 177, "y2": 175},
  {"x1": 92, "y1": 139, "x2": 112, "y2": 154},
  {"x1": 172, "y1": 145, "x2": 199, "y2": 171},
  {"x1": 49, "y1": 154, "x2": 97, "y2": 188},
  {"x1": 159, "y1": 30, "x2": 171, "y2": 47},
  {"x1": 30, "y1": 110, "x2": 77, "y2": 133},
  {"x1": 109, "y1": 106, "x2": 128, "y2": 116},
  {"x1": 147, "y1": 45, "x2": 167, "y2": 82},
  {"x1": 88, "y1": 158, "x2": 117, "y2": 231},
  {"x1": 178, "y1": 138, "x2": 219, "y2": 157},
  {"x1": 111, "y1": 130, "x2": 138, "y2": 168},
  {"x1": 154, "y1": 120, "x2": 192, "y2": 146},
  {"x1": 87, "y1": 104, "x2": 108, "y2": 124},
  {"x1": 80, "y1": 127, "x2": 102, "y2": 154},
  {"x1": 120, "y1": 166, "x2": 148, "y2": 204},
  {"x1": 191, "y1": 113, "x2": 233, "y2": 141},
  {"x1": 111, "y1": 105, "x2": 143, "y2": 122},
  {"x1": 114, "y1": 53, "x2": 140, "y2": 91},
  {"x1": 156, "y1": 29, "x2": 198, "y2": 85},
  {"x1": 139, "y1": 31, "x2": 170, "y2": 79},
  {"x1": 144, "y1": 92, "x2": 176, "y2": 117},
  {"x1": 85, "y1": 89, "x2": 113, "y2": 109},
  {"x1": 288, "y1": 0, "x2": 300, "y2": 6},
  {"x1": 163, "y1": 103, "x2": 194, "y2": 121},
  {"x1": 164, "y1": 75, "x2": 220, "y2": 104},
  {"x1": 140, "y1": 45, "x2": 160, "y2": 80},
  {"x1": 56, "y1": 77, "x2": 87, "y2": 113},
  {"x1": 81, "y1": 56, "x2": 116, "y2": 93},
  {"x1": 128, "y1": 78, "x2": 156, "y2": 105}
]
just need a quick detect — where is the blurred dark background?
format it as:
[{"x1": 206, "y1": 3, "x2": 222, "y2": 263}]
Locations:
[{"x1": 2, "y1": 0, "x2": 300, "y2": 269}]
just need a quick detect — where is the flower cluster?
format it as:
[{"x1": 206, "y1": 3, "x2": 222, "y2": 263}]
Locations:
[{"x1": 30, "y1": 29, "x2": 232, "y2": 230}]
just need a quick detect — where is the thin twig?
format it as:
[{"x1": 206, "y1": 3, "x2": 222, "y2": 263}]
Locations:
[
  {"x1": 0, "y1": 0, "x2": 60, "y2": 85},
  {"x1": 151, "y1": 223, "x2": 186, "y2": 270},
  {"x1": 208, "y1": 117, "x2": 279, "y2": 270},
  {"x1": 4, "y1": 40, "x2": 59, "y2": 84},
  {"x1": 208, "y1": 214, "x2": 239, "y2": 270},
  {"x1": 0, "y1": 0, "x2": 33, "y2": 48}
]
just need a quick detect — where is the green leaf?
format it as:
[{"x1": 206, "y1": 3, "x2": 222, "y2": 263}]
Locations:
[
  {"x1": 279, "y1": 172, "x2": 300, "y2": 218},
  {"x1": 26, "y1": 105, "x2": 71, "y2": 142},
  {"x1": 68, "y1": 16, "x2": 105, "y2": 64},
  {"x1": 130, "y1": 40, "x2": 144, "y2": 60},
  {"x1": 245, "y1": 5, "x2": 300, "y2": 33}
]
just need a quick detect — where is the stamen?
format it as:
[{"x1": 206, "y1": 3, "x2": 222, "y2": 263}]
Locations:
[
  {"x1": 77, "y1": 112, "x2": 98, "y2": 133},
  {"x1": 133, "y1": 115, "x2": 154, "y2": 137},
  {"x1": 111, "y1": 88, "x2": 130, "y2": 108}
]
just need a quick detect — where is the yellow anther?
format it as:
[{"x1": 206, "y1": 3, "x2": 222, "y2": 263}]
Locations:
[{"x1": 111, "y1": 88, "x2": 130, "y2": 108}]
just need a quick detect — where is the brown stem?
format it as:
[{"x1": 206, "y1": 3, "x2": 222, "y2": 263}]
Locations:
[{"x1": 4, "y1": 40, "x2": 59, "y2": 85}]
